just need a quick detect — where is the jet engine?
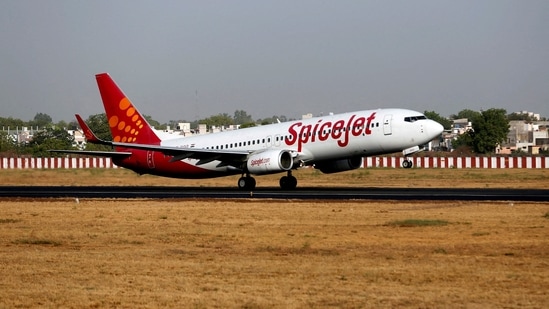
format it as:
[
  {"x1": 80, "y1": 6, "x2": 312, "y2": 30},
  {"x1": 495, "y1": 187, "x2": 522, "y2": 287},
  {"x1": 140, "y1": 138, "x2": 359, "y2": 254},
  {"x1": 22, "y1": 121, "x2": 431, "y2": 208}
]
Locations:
[
  {"x1": 315, "y1": 157, "x2": 363, "y2": 174},
  {"x1": 247, "y1": 150, "x2": 294, "y2": 175}
]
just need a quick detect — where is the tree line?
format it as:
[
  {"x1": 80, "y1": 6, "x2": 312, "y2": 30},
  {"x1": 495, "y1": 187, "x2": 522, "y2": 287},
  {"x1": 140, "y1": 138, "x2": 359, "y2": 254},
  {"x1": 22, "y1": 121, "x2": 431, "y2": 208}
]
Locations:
[
  {"x1": 0, "y1": 110, "x2": 289, "y2": 156},
  {"x1": 0, "y1": 108, "x2": 543, "y2": 157}
]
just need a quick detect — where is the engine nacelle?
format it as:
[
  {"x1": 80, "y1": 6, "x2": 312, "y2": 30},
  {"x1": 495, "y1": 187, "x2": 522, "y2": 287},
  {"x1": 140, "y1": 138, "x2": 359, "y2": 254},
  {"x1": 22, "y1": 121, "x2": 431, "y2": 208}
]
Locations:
[
  {"x1": 315, "y1": 157, "x2": 363, "y2": 174},
  {"x1": 247, "y1": 150, "x2": 293, "y2": 175}
]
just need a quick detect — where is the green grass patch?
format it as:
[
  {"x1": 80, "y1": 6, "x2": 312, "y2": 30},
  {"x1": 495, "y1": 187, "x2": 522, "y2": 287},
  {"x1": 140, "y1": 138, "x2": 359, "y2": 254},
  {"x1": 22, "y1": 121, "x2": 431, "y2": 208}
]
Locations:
[
  {"x1": 433, "y1": 248, "x2": 448, "y2": 254},
  {"x1": 116, "y1": 239, "x2": 145, "y2": 245},
  {"x1": 385, "y1": 219, "x2": 449, "y2": 227},
  {"x1": 0, "y1": 218, "x2": 21, "y2": 224},
  {"x1": 256, "y1": 243, "x2": 340, "y2": 256},
  {"x1": 463, "y1": 171, "x2": 487, "y2": 179},
  {"x1": 351, "y1": 170, "x2": 371, "y2": 179},
  {"x1": 472, "y1": 231, "x2": 490, "y2": 237},
  {"x1": 13, "y1": 238, "x2": 61, "y2": 246},
  {"x1": 543, "y1": 212, "x2": 549, "y2": 219}
]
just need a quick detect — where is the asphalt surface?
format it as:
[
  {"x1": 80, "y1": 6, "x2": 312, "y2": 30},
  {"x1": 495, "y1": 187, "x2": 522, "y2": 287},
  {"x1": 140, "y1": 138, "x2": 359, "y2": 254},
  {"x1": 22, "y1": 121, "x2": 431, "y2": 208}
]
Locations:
[{"x1": 0, "y1": 186, "x2": 548, "y2": 201}]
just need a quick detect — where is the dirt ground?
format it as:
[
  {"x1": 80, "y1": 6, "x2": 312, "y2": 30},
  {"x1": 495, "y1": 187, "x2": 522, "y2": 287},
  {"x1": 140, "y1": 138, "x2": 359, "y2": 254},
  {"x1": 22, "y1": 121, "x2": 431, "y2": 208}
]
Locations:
[{"x1": 1, "y1": 168, "x2": 548, "y2": 308}]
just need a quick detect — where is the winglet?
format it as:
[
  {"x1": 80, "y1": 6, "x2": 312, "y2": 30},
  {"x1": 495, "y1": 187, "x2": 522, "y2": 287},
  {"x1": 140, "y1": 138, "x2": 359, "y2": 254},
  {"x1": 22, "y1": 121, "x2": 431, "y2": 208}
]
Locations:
[{"x1": 75, "y1": 114, "x2": 110, "y2": 145}]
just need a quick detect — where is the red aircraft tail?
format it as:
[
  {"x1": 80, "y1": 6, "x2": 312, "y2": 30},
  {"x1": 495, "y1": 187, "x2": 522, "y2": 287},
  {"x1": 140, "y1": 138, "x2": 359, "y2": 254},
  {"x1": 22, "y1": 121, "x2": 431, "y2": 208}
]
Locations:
[{"x1": 95, "y1": 73, "x2": 161, "y2": 145}]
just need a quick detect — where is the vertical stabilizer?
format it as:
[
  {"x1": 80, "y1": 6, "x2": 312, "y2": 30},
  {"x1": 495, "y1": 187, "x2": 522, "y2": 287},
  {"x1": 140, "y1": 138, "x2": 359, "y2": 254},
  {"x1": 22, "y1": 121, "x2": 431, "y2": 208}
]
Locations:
[{"x1": 95, "y1": 73, "x2": 161, "y2": 145}]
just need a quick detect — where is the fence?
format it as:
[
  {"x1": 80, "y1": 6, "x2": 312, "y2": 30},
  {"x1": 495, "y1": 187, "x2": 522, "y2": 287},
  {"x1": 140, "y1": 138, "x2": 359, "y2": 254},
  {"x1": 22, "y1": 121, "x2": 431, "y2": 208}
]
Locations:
[
  {"x1": 364, "y1": 156, "x2": 549, "y2": 169},
  {"x1": 0, "y1": 156, "x2": 548, "y2": 169},
  {"x1": 1, "y1": 157, "x2": 117, "y2": 169}
]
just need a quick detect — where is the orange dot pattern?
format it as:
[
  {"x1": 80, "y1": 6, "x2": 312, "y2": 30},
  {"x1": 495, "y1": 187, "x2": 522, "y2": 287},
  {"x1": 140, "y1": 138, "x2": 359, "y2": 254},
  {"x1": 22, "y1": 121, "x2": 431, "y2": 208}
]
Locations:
[{"x1": 109, "y1": 97, "x2": 144, "y2": 143}]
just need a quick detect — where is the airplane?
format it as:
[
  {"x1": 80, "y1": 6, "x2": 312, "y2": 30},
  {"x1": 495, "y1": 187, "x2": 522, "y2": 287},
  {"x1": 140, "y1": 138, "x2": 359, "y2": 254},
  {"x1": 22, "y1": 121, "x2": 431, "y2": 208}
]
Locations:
[{"x1": 51, "y1": 73, "x2": 444, "y2": 190}]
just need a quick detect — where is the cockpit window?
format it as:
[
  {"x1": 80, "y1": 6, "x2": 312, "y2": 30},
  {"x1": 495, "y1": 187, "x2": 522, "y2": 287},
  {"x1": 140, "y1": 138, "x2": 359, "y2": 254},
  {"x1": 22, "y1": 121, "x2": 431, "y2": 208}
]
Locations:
[{"x1": 404, "y1": 115, "x2": 427, "y2": 122}]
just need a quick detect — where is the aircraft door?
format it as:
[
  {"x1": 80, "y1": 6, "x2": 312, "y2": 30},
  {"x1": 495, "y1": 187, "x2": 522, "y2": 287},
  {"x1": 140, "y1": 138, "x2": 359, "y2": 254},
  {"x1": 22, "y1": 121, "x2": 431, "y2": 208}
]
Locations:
[
  {"x1": 147, "y1": 151, "x2": 155, "y2": 169},
  {"x1": 274, "y1": 134, "x2": 281, "y2": 147},
  {"x1": 383, "y1": 114, "x2": 392, "y2": 135}
]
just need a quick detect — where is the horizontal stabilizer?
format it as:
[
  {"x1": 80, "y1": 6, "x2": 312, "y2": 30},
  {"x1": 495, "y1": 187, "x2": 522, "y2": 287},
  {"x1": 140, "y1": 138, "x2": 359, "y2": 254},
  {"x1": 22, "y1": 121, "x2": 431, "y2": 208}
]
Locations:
[
  {"x1": 48, "y1": 150, "x2": 132, "y2": 158},
  {"x1": 75, "y1": 114, "x2": 111, "y2": 145}
]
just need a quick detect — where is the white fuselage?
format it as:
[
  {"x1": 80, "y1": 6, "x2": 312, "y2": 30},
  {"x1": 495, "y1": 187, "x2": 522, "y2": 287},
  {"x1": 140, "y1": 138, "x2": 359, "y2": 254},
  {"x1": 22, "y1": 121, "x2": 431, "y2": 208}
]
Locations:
[{"x1": 160, "y1": 108, "x2": 443, "y2": 174}]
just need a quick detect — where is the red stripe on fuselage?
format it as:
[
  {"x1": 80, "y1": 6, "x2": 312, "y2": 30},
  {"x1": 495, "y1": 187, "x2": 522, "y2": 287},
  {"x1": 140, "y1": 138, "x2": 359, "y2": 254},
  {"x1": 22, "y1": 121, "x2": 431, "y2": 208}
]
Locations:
[{"x1": 113, "y1": 150, "x2": 231, "y2": 179}]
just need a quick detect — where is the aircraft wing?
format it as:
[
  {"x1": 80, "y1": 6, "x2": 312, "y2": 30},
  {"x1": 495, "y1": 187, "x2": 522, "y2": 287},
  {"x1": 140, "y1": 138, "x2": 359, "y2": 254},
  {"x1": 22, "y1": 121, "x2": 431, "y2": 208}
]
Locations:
[
  {"x1": 49, "y1": 140, "x2": 252, "y2": 167},
  {"x1": 51, "y1": 114, "x2": 296, "y2": 169},
  {"x1": 110, "y1": 141, "x2": 252, "y2": 167},
  {"x1": 74, "y1": 113, "x2": 260, "y2": 167}
]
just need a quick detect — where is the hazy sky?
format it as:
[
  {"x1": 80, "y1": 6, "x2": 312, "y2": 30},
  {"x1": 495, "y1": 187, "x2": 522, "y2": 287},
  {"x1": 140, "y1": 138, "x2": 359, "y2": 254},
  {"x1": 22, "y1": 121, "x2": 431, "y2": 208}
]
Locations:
[{"x1": 1, "y1": 1, "x2": 548, "y2": 123}]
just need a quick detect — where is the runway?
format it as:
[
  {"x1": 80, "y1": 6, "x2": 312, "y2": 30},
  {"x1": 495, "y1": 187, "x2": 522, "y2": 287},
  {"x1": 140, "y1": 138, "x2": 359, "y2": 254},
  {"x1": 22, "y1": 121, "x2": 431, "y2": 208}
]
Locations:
[{"x1": 0, "y1": 186, "x2": 548, "y2": 201}]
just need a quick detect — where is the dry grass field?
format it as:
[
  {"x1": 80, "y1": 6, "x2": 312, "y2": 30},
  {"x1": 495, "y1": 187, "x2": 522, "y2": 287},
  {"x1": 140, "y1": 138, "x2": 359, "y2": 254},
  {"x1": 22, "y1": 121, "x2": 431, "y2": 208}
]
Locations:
[
  {"x1": 1, "y1": 167, "x2": 548, "y2": 188},
  {"x1": 1, "y1": 168, "x2": 549, "y2": 308}
]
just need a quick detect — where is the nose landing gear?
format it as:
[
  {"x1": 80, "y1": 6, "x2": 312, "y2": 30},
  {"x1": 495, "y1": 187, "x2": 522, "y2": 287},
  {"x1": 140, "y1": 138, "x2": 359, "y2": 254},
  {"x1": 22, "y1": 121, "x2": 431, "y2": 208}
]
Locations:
[
  {"x1": 402, "y1": 159, "x2": 413, "y2": 169},
  {"x1": 402, "y1": 146, "x2": 421, "y2": 169}
]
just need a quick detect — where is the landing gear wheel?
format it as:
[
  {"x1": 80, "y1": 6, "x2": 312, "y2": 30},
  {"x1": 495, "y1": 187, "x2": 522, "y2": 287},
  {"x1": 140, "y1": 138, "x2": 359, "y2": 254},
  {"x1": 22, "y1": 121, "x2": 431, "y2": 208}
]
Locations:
[
  {"x1": 402, "y1": 159, "x2": 413, "y2": 169},
  {"x1": 279, "y1": 175, "x2": 297, "y2": 190},
  {"x1": 238, "y1": 176, "x2": 256, "y2": 190}
]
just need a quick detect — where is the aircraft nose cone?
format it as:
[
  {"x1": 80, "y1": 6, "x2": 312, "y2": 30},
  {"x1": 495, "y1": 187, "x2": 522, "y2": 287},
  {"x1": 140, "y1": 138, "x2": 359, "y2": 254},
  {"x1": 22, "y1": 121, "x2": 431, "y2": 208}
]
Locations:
[{"x1": 428, "y1": 120, "x2": 444, "y2": 137}]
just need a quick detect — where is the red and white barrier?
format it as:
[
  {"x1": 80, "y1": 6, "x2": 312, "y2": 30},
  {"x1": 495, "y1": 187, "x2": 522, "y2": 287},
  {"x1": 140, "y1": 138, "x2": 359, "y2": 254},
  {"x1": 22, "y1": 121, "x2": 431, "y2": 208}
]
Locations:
[
  {"x1": 1, "y1": 157, "x2": 117, "y2": 169},
  {"x1": 0, "y1": 156, "x2": 547, "y2": 169},
  {"x1": 363, "y1": 156, "x2": 549, "y2": 169}
]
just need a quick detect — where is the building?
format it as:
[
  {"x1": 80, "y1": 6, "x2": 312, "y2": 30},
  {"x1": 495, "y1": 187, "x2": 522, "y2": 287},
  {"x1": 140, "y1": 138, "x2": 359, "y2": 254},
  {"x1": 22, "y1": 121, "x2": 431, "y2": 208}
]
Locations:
[
  {"x1": 439, "y1": 119, "x2": 473, "y2": 152},
  {"x1": 501, "y1": 120, "x2": 549, "y2": 154}
]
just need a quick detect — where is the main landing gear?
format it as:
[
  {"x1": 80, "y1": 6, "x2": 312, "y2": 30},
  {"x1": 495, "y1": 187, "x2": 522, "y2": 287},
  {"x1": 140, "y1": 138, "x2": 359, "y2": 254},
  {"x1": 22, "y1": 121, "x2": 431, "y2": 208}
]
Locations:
[
  {"x1": 238, "y1": 174, "x2": 256, "y2": 190},
  {"x1": 237, "y1": 171, "x2": 298, "y2": 190},
  {"x1": 279, "y1": 170, "x2": 297, "y2": 190}
]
